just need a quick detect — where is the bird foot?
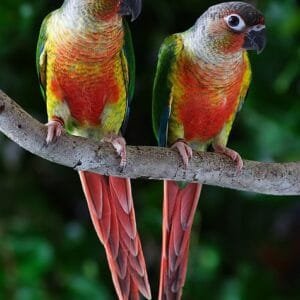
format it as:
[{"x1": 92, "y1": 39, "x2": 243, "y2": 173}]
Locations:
[
  {"x1": 102, "y1": 134, "x2": 127, "y2": 168},
  {"x1": 171, "y1": 140, "x2": 193, "y2": 169},
  {"x1": 45, "y1": 120, "x2": 64, "y2": 144},
  {"x1": 213, "y1": 144, "x2": 243, "y2": 171}
]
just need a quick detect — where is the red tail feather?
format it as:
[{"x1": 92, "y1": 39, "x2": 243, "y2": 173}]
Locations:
[
  {"x1": 159, "y1": 181, "x2": 202, "y2": 300},
  {"x1": 79, "y1": 171, "x2": 151, "y2": 300}
]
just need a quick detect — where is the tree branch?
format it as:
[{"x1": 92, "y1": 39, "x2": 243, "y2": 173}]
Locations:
[{"x1": 0, "y1": 89, "x2": 300, "y2": 196}]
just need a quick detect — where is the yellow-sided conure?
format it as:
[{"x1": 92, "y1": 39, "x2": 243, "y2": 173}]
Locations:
[
  {"x1": 152, "y1": 2, "x2": 266, "y2": 299},
  {"x1": 36, "y1": 0, "x2": 151, "y2": 299}
]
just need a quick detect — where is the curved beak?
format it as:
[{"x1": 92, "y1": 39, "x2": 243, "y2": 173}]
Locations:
[
  {"x1": 243, "y1": 25, "x2": 266, "y2": 54},
  {"x1": 119, "y1": 0, "x2": 142, "y2": 21}
]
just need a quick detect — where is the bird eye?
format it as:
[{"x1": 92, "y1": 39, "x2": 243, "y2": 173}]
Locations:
[{"x1": 224, "y1": 14, "x2": 246, "y2": 32}]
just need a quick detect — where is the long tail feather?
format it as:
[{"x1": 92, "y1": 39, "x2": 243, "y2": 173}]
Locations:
[
  {"x1": 159, "y1": 180, "x2": 202, "y2": 300},
  {"x1": 79, "y1": 171, "x2": 151, "y2": 300}
]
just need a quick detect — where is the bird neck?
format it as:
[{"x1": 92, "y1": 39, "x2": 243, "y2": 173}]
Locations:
[
  {"x1": 62, "y1": 0, "x2": 120, "y2": 21},
  {"x1": 183, "y1": 18, "x2": 244, "y2": 66}
]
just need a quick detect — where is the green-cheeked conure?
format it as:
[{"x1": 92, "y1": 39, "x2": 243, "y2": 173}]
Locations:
[
  {"x1": 152, "y1": 2, "x2": 266, "y2": 299},
  {"x1": 36, "y1": 1, "x2": 151, "y2": 299}
]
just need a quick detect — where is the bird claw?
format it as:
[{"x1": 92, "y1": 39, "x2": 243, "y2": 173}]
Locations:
[
  {"x1": 213, "y1": 144, "x2": 243, "y2": 171},
  {"x1": 171, "y1": 140, "x2": 193, "y2": 169},
  {"x1": 102, "y1": 135, "x2": 127, "y2": 168},
  {"x1": 45, "y1": 120, "x2": 63, "y2": 144}
]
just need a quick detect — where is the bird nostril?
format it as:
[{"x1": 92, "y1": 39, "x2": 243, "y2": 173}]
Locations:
[{"x1": 249, "y1": 24, "x2": 266, "y2": 32}]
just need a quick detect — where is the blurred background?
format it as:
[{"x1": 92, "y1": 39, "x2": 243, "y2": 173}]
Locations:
[{"x1": 0, "y1": 0, "x2": 300, "y2": 299}]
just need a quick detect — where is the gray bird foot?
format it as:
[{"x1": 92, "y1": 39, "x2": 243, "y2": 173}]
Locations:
[
  {"x1": 102, "y1": 134, "x2": 127, "y2": 168},
  {"x1": 213, "y1": 144, "x2": 243, "y2": 171},
  {"x1": 171, "y1": 140, "x2": 193, "y2": 169},
  {"x1": 46, "y1": 120, "x2": 63, "y2": 144}
]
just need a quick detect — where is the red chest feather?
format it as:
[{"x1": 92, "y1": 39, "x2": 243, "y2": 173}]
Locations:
[
  {"x1": 51, "y1": 49, "x2": 121, "y2": 126},
  {"x1": 49, "y1": 28, "x2": 124, "y2": 126},
  {"x1": 176, "y1": 58, "x2": 245, "y2": 142},
  {"x1": 56, "y1": 72, "x2": 120, "y2": 125}
]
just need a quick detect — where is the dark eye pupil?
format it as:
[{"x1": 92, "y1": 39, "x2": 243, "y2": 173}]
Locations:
[{"x1": 228, "y1": 16, "x2": 240, "y2": 27}]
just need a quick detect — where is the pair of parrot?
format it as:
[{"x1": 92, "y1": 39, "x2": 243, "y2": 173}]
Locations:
[{"x1": 36, "y1": 0, "x2": 266, "y2": 299}]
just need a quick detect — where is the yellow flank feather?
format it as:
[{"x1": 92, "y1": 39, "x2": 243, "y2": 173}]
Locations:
[
  {"x1": 213, "y1": 51, "x2": 252, "y2": 148},
  {"x1": 240, "y1": 51, "x2": 252, "y2": 102}
]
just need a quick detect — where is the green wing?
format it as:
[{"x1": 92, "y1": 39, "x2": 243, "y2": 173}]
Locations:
[
  {"x1": 152, "y1": 34, "x2": 183, "y2": 147},
  {"x1": 36, "y1": 13, "x2": 52, "y2": 100},
  {"x1": 121, "y1": 19, "x2": 136, "y2": 134}
]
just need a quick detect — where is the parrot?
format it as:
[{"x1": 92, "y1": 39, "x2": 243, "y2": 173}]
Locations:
[
  {"x1": 36, "y1": 0, "x2": 152, "y2": 299},
  {"x1": 152, "y1": 2, "x2": 266, "y2": 299}
]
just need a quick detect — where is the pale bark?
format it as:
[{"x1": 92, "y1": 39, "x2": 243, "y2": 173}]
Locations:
[{"x1": 0, "y1": 89, "x2": 300, "y2": 195}]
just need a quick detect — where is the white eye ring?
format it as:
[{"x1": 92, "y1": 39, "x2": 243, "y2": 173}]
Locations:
[{"x1": 224, "y1": 14, "x2": 246, "y2": 32}]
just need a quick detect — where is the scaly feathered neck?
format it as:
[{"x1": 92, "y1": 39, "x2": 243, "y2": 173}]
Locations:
[
  {"x1": 62, "y1": 0, "x2": 120, "y2": 21},
  {"x1": 182, "y1": 13, "x2": 244, "y2": 66}
]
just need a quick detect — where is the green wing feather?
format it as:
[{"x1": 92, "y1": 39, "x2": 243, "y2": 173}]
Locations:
[
  {"x1": 152, "y1": 34, "x2": 183, "y2": 147},
  {"x1": 121, "y1": 19, "x2": 136, "y2": 134},
  {"x1": 36, "y1": 13, "x2": 52, "y2": 100}
]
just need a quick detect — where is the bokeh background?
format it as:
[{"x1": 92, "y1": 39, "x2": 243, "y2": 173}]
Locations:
[{"x1": 0, "y1": 0, "x2": 300, "y2": 299}]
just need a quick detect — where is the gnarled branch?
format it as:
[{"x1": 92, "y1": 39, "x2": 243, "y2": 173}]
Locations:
[{"x1": 0, "y1": 89, "x2": 300, "y2": 196}]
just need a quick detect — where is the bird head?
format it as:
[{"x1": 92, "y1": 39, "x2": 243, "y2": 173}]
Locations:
[{"x1": 200, "y1": 2, "x2": 266, "y2": 55}]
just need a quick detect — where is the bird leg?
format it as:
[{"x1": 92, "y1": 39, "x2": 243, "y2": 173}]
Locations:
[
  {"x1": 102, "y1": 134, "x2": 127, "y2": 168},
  {"x1": 171, "y1": 139, "x2": 193, "y2": 169},
  {"x1": 213, "y1": 144, "x2": 243, "y2": 171},
  {"x1": 45, "y1": 119, "x2": 64, "y2": 144}
]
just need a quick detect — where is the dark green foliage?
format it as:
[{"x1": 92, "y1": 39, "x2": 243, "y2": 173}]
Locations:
[{"x1": 0, "y1": 0, "x2": 299, "y2": 299}]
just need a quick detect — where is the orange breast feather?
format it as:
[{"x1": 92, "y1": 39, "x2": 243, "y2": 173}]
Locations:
[
  {"x1": 175, "y1": 56, "x2": 246, "y2": 142},
  {"x1": 49, "y1": 32, "x2": 122, "y2": 126}
]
